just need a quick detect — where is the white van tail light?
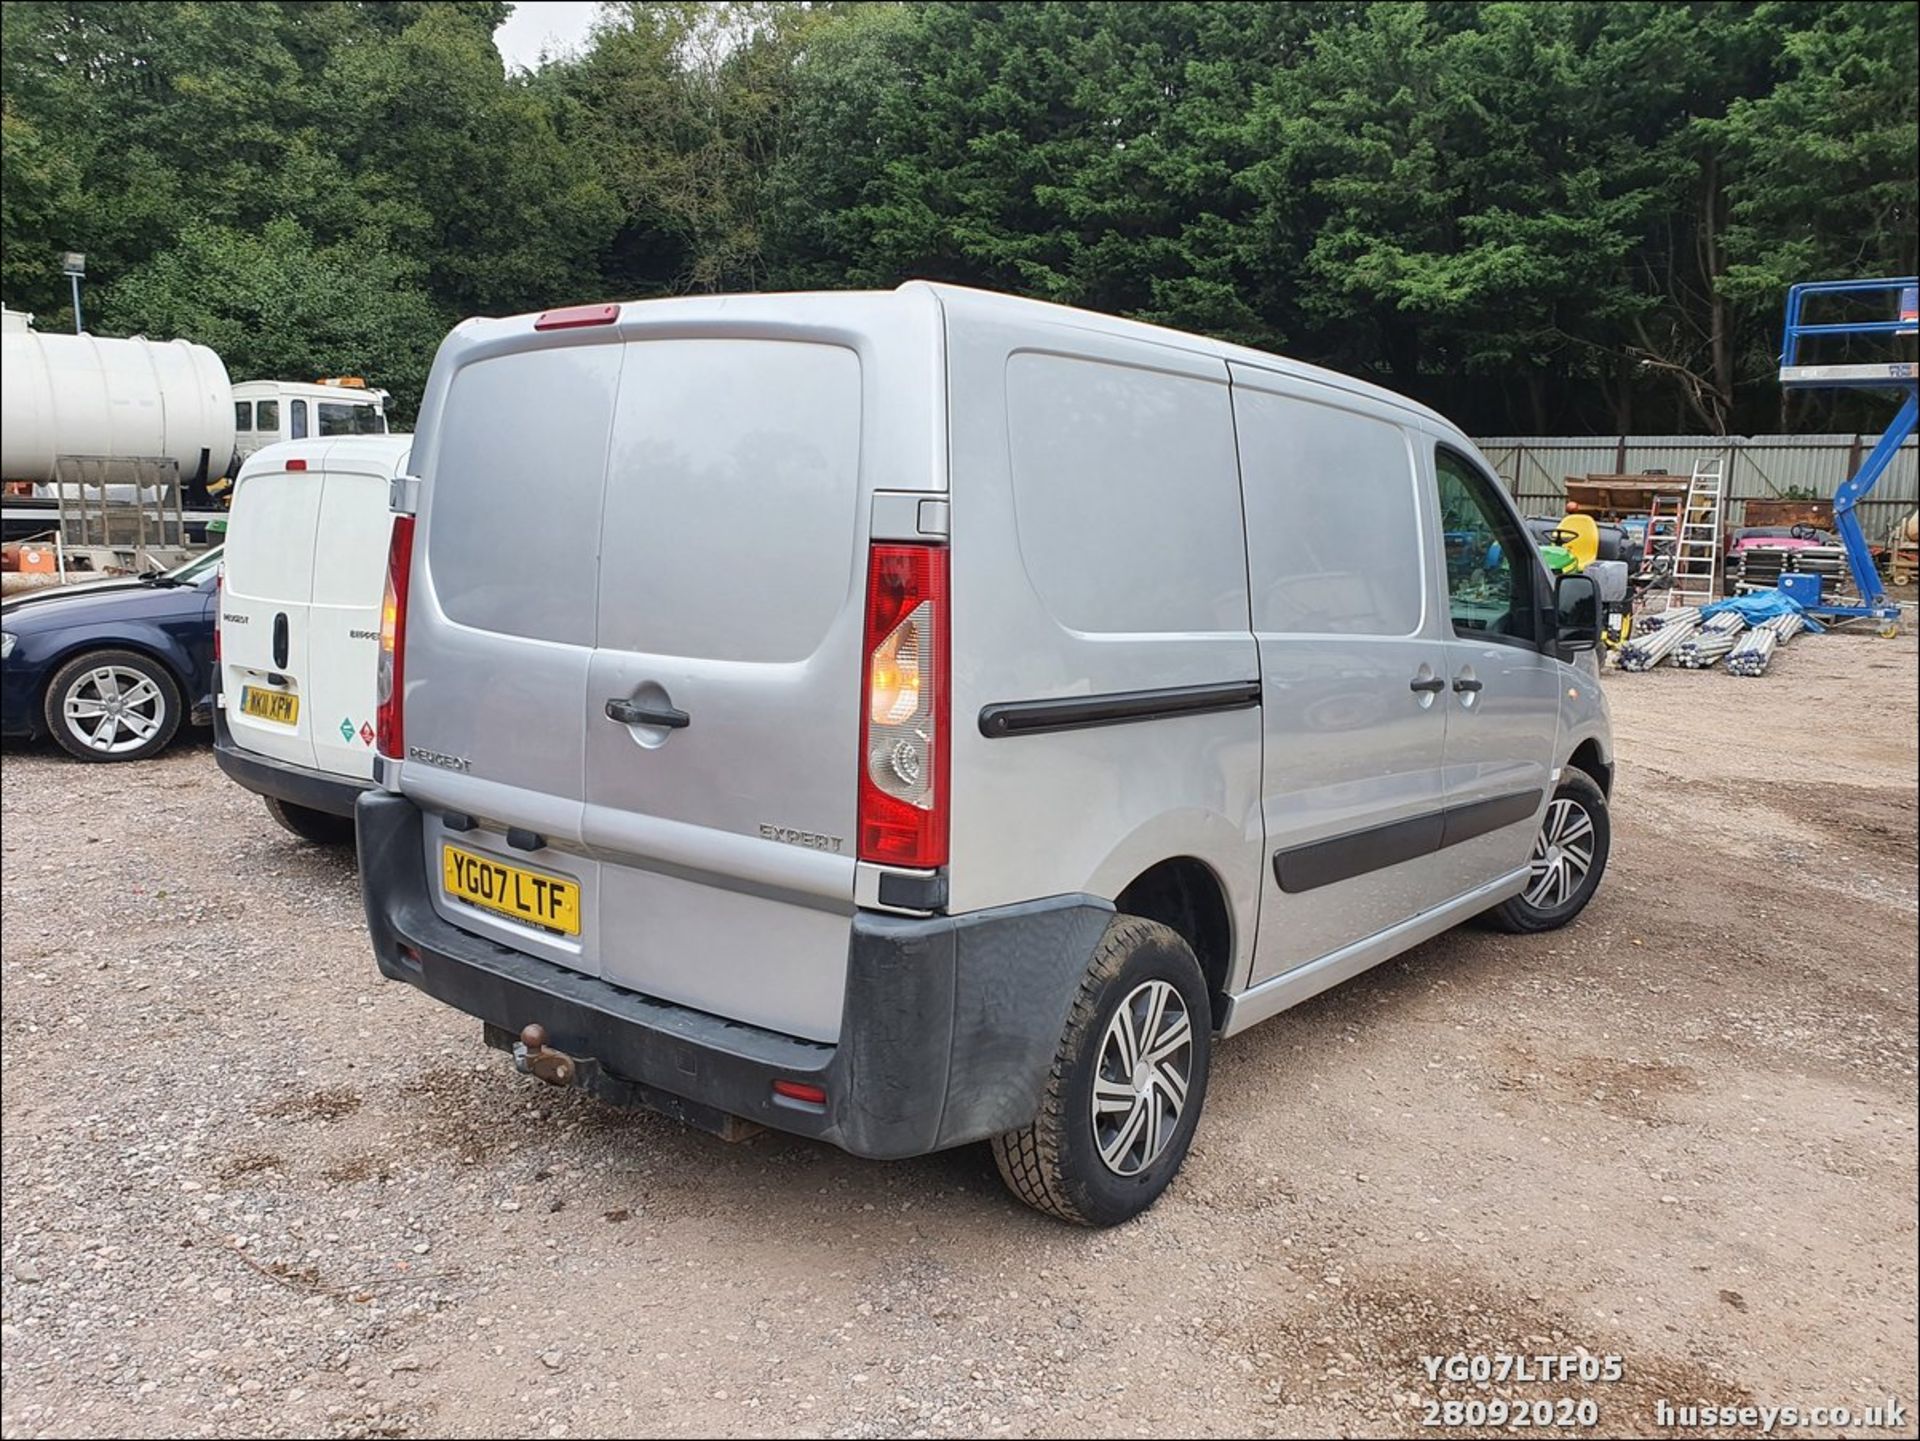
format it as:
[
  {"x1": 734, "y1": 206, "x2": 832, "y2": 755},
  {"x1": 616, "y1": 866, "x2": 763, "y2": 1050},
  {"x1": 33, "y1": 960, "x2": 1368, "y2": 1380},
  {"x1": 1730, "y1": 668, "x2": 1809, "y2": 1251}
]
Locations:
[
  {"x1": 375, "y1": 515, "x2": 415, "y2": 758},
  {"x1": 212, "y1": 564, "x2": 223, "y2": 662},
  {"x1": 859, "y1": 543, "x2": 949, "y2": 868}
]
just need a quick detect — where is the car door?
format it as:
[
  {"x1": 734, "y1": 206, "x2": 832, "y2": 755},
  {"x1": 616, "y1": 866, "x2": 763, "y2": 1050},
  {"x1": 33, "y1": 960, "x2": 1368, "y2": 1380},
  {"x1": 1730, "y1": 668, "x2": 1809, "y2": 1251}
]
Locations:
[
  {"x1": 1232, "y1": 367, "x2": 1458, "y2": 983},
  {"x1": 1427, "y1": 442, "x2": 1563, "y2": 893}
]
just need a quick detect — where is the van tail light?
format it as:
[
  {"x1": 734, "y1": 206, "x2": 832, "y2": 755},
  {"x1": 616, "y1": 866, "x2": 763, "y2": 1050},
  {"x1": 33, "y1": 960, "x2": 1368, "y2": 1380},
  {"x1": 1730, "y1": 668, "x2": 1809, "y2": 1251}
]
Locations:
[
  {"x1": 858, "y1": 543, "x2": 949, "y2": 868},
  {"x1": 376, "y1": 515, "x2": 415, "y2": 758},
  {"x1": 212, "y1": 565, "x2": 223, "y2": 662}
]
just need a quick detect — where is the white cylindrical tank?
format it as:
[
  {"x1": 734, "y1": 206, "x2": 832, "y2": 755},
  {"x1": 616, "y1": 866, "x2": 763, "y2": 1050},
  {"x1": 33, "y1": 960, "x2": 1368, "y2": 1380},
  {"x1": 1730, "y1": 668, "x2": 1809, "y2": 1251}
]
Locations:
[{"x1": 0, "y1": 308, "x2": 236, "y2": 484}]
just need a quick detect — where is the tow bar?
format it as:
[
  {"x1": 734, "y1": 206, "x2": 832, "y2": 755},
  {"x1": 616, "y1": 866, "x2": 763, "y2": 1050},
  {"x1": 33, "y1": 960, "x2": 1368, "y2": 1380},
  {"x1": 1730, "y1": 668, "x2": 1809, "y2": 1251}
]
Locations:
[{"x1": 511, "y1": 1024, "x2": 577, "y2": 1088}]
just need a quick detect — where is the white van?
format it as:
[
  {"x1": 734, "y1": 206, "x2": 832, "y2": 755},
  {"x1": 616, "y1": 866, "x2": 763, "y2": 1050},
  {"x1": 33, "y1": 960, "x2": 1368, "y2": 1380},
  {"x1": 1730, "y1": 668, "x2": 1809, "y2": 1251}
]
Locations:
[
  {"x1": 356, "y1": 286, "x2": 1613, "y2": 1226},
  {"x1": 215, "y1": 435, "x2": 412, "y2": 842},
  {"x1": 232, "y1": 379, "x2": 389, "y2": 467}
]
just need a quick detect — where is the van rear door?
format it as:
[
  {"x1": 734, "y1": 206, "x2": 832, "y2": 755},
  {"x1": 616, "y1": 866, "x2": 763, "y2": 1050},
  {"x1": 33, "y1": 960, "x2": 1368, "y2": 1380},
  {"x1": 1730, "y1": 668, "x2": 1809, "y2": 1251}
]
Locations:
[
  {"x1": 307, "y1": 449, "x2": 404, "y2": 779},
  {"x1": 400, "y1": 293, "x2": 941, "y2": 1045},
  {"x1": 580, "y1": 337, "x2": 866, "y2": 1043},
  {"x1": 221, "y1": 449, "x2": 322, "y2": 771}
]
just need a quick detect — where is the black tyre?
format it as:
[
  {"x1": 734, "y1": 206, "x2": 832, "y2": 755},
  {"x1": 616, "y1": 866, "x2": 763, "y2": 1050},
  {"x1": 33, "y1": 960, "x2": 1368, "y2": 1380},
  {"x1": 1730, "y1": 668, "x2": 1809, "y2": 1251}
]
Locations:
[
  {"x1": 264, "y1": 796, "x2": 357, "y2": 846},
  {"x1": 991, "y1": 915, "x2": 1212, "y2": 1227},
  {"x1": 1484, "y1": 766, "x2": 1610, "y2": 933},
  {"x1": 41, "y1": 649, "x2": 182, "y2": 762}
]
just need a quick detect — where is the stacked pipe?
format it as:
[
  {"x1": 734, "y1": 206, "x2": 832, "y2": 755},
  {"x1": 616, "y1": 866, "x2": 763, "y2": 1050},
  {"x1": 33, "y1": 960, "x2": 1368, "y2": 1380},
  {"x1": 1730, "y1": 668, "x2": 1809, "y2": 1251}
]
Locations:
[
  {"x1": 1727, "y1": 625, "x2": 1779, "y2": 676},
  {"x1": 1618, "y1": 610, "x2": 1702, "y2": 671},
  {"x1": 1675, "y1": 611, "x2": 1746, "y2": 668},
  {"x1": 1726, "y1": 612, "x2": 1805, "y2": 676},
  {"x1": 1639, "y1": 606, "x2": 1700, "y2": 633},
  {"x1": 1770, "y1": 610, "x2": 1808, "y2": 644}
]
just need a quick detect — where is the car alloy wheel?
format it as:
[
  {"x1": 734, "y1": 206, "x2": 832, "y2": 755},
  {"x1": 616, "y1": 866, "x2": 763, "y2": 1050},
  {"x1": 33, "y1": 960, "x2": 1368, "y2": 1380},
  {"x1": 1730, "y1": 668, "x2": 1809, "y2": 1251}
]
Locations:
[{"x1": 63, "y1": 664, "x2": 169, "y2": 755}]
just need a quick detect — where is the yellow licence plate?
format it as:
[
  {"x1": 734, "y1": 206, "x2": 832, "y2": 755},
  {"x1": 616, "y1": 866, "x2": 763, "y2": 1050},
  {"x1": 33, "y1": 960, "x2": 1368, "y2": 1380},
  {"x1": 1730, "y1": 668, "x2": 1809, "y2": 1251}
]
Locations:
[
  {"x1": 442, "y1": 844, "x2": 581, "y2": 936},
  {"x1": 241, "y1": 686, "x2": 298, "y2": 725}
]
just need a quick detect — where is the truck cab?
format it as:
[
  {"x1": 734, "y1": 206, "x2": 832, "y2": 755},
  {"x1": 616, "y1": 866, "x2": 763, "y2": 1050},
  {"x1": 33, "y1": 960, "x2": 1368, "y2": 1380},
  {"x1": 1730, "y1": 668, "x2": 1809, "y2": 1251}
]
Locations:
[{"x1": 232, "y1": 378, "x2": 389, "y2": 467}]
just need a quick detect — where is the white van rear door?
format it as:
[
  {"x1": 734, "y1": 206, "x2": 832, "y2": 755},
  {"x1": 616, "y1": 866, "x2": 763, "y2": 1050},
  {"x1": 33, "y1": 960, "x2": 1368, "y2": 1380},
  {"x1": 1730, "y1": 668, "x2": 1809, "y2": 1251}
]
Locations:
[
  {"x1": 309, "y1": 462, "x2": 397, "y2": 780},
  {"x1": 221, "y1": 456, "x2": 321, "y2": 771},
  {"x1": 580, "y1": 338, "x2": 866, "y2": 1043}
]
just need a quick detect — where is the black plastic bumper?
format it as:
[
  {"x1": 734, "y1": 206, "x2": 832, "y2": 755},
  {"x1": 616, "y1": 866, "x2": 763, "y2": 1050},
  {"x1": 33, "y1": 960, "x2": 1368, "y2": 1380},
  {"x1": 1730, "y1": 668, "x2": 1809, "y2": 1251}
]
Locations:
[
  {"x1": 354, "y1": 791, "x2": 1113, "y2": 1159},
  {"x1": 214, "y1": 709, "x2": 370, "y2": 818}
]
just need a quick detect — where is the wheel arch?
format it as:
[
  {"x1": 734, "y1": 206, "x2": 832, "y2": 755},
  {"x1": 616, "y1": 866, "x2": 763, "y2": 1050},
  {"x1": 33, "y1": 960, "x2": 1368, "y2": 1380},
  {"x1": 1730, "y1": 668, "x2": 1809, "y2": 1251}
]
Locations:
[
  {"x1": 1113, "y1": 855, "x2": 1236, "y2": 1029},
  {"x1": 1565, "y1": 734, "x2": 1613, "y2": 797}
]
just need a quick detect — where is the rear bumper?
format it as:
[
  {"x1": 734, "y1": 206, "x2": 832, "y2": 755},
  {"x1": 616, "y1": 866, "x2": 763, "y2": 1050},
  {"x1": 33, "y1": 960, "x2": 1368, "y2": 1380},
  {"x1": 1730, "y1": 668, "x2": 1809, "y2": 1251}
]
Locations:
[
  {"x1": 214, "y1": 709, "x2": 370, "y2": 818},
  {"x1": 355, "y1": 791, "x2": 1112, "y2": 1159}
]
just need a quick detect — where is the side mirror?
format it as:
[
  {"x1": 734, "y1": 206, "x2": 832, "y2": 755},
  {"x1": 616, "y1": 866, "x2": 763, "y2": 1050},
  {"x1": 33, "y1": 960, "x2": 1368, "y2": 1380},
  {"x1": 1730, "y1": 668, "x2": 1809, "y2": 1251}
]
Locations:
[{"x1": 1554, "y1": 572, "x2": 1601, "y2": 654}]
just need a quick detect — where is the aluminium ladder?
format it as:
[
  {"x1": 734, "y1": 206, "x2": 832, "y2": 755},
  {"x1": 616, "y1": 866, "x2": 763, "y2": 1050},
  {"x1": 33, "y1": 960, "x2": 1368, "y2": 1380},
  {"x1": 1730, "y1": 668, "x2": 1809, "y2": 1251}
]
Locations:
[{"x1": 1665, "y1": 457, "x2": 1726, "y2": 609}]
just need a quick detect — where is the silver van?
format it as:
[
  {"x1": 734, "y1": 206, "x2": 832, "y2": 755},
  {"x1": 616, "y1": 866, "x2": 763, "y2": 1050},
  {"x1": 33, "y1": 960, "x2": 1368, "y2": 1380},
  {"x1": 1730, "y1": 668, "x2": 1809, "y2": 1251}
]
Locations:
[{"x1": 356, "y1": 284, "x2": 1613, "y2": 1226}]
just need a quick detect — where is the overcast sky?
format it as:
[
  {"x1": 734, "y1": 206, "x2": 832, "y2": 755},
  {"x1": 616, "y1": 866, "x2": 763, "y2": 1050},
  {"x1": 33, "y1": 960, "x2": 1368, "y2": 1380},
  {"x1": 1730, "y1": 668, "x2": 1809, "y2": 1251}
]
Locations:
[{"x1": 494, "y1": 1, "x2": 604, "y2": 72}]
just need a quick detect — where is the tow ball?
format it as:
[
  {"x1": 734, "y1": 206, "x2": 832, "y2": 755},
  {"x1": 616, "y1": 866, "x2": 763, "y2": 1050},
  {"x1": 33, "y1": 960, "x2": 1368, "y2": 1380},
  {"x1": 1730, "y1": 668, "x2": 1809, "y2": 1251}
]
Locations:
[{"x1": 512, "y1": 1024, "x2": 577, "y2": 1088}]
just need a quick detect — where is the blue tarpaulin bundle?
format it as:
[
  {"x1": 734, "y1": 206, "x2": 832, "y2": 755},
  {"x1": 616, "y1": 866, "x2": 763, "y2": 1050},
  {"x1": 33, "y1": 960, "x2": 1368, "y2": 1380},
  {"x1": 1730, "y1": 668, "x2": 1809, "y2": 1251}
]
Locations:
[{"x1": 1700, "y1": 588, "x2": 1827, "y2": 633}]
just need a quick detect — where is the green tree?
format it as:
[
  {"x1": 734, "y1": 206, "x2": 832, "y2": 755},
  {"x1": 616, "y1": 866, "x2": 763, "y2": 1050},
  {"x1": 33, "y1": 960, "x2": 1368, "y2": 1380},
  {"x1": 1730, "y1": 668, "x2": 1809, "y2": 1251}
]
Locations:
[{"x1": 102, "y1": 218, "x2": 447, "y2": 418}]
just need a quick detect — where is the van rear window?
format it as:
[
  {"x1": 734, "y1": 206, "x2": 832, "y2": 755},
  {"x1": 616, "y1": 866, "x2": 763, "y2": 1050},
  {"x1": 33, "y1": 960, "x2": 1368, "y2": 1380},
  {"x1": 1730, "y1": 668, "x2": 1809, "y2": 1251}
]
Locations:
[
  {"x1": 427, "y1": 345, "x2": 624, "y2": 645},
  {"x1": 596, "y1": 339, "x2": 860, "y2": 663}
]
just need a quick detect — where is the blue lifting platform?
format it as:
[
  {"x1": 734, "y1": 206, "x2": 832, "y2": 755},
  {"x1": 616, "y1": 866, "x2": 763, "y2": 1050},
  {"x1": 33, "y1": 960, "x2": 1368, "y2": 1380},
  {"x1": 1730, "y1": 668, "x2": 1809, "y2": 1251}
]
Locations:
[{"x1": 1777, "y1": 276, "x2": 1917, "y2": 627}]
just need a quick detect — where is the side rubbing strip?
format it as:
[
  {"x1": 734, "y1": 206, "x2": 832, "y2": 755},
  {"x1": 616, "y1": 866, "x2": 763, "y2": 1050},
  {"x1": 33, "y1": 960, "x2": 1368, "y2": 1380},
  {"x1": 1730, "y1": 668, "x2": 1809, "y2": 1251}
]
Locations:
[
  {"x1": 1274, "y1": 789, "x2": 1544, "y2": 894},
  {"x1": 978, "y1": 681, "x2": 1261, "y2": 738},
  {"x1": 1274, "y1": 812, "x2": 1444, "y2": 894},
  {"x1": 1440, "y1": 789, "x2": 1544, "y2": 848}
]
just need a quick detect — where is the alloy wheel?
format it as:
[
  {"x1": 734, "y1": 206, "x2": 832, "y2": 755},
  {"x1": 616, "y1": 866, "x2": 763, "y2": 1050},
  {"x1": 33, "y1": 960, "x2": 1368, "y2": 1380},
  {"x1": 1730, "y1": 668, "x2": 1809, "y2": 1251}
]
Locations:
[{"x1": 62, "y1": 665, "x2": 167, "y2": 755}]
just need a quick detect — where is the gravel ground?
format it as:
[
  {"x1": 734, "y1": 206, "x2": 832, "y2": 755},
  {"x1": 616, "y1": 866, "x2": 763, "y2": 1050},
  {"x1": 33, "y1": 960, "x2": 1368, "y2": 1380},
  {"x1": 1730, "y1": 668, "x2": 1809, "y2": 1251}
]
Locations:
[{"x1": 3, "y1": 630, "x2": 1916, "y2": 1440}]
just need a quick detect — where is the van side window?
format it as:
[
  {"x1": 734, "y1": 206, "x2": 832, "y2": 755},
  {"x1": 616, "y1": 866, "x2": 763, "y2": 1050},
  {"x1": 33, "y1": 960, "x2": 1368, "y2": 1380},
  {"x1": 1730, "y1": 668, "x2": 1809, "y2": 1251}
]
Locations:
[
  {"x1": 1233, "y1": 386, "x2": 1424, "y2": 635},
  {"x1": 1435, "y1": 447, "x2": 1536, "y2": 645},
  {"x1": 290, "y1": 399, "x2": 308, "y2": 439},
  {"x1": 256, "y1": 399, "x2": 280, "y2": 433},
  {"x1": 1007, "y1": 353, "x2": 1247, "y2": 634},
  {"x1": 234, "y1": 401, "x2": 252, "y2": 433}
]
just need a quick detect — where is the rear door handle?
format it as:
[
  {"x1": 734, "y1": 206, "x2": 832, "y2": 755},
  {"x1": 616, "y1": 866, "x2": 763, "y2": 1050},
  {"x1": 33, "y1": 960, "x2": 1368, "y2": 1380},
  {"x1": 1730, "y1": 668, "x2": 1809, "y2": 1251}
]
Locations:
[
  {"x1": 606, "y1": 698, "x2": 689, "y2": 729},
  {"x1": 1409, "y1": 676, "x2": 1446, "y2": 693},
  {"x1": 1452, "y1": 677, "x2": 1484, "y2": 693}
]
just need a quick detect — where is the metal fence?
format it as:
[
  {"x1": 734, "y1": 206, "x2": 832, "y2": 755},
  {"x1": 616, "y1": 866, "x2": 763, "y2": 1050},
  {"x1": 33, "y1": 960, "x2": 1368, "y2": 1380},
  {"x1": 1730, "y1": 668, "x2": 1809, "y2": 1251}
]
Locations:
[{"x1": 1472, "y1": 434, "x2": 1920, "y2": 542}]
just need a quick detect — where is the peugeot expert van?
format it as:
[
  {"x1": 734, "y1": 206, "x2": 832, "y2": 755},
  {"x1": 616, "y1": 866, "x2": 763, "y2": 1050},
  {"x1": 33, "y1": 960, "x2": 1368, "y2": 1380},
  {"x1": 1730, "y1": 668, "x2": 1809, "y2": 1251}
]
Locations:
[
  {"x1": 356, "y1": 285, "x2": 1613, "y2": 1226},
  {"x1": 216, "y1": 435, "x2": 412, "y2": 842}
]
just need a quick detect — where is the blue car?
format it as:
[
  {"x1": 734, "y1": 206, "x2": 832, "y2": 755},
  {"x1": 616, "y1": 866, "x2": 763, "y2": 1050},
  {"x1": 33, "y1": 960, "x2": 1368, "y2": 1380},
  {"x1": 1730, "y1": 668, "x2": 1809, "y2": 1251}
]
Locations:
[{"x1": 1, "y1": 547, "x2": 222, "y2": 761}]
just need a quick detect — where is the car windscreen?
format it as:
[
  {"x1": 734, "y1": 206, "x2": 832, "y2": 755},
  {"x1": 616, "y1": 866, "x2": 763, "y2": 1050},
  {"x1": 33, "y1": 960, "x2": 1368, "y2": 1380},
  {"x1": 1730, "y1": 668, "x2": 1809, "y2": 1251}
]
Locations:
[{"x1": 168, "y1": 546, "x2": 224, "y2": 582}]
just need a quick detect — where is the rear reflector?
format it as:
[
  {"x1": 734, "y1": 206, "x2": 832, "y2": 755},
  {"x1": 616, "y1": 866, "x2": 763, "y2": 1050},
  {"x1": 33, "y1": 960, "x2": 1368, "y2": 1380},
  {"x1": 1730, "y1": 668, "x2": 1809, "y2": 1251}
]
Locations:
[
  {"x1": 772, "y1": 1080, "x2": 827, "y2": 1106},
  {"x1": 286, "y1": 458, "x2": 307, "y2": 471},
  {"x1": 858, "y1": 544, "x2": 949, "y2": 868},
  {"x1": 534, "y1": 303, "x2": 620, "y2": 331},
  {"x1": 376, "y1": 515, "x2": 415, "y2": 758}
]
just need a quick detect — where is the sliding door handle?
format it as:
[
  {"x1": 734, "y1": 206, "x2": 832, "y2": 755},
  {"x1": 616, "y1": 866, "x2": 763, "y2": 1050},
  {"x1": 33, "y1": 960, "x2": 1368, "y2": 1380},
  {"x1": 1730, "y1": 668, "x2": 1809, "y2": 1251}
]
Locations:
[
  {"x1": 1452, "y1": 677, "x2": 1484, "y2": 693},
  {"x1": 1409, "y1": 676, "x2": 1446, "y2": 694}
]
